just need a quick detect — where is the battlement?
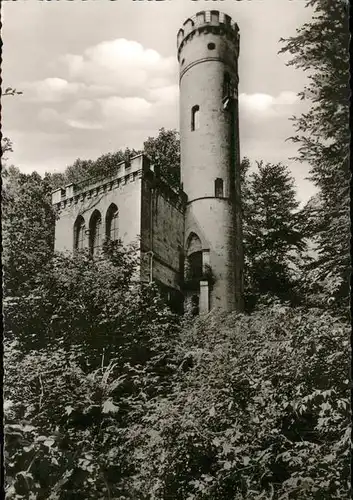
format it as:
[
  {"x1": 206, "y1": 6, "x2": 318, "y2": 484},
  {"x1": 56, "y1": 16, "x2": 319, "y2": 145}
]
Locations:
[
  {"x1": 51, "y1": 154, "x2": 149, "y2": 206},
  {"x1": 177, "y1": 10, "x2": 239, "y2": 57},
  {"x1": 51, "y1": 153, "x2": 187, "y2": 212}
]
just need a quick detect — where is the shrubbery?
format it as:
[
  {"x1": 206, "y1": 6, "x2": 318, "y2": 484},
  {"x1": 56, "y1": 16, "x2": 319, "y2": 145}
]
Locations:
[
  {"x1": 4, "y1": 243, "x2": 180, "y2": 499},
  {"x1": 123, "y1": 306, "x2": 350, "y2": 499},
  {"x1": 5, "y1": 284, "x2": 351, "y2": 498}
]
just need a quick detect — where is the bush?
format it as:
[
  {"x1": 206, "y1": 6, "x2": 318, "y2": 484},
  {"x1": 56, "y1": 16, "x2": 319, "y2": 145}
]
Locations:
[
  {"x1": 124, "y1": 306, "x2": 351, "y2": 499},
  {"x1": 4, "y1": 244, "x2": 180, "y2": 499},
  {"x1": 4, "y1": 242, "x2": 179, "y2": 369},
  {"x1": 4, "y1": 244, "x2": 350, "y2": 499}
]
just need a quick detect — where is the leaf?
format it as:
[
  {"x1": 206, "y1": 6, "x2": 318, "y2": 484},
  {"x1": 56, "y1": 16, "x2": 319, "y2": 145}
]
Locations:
[
  {"x1": 23, "y1": 445, "x2": 34, "y2": 453},
  {"x1": 36, "y1": 436, "x2": 47, "y2": 442},
  {"x1": 102, "y1": 398, "x2": 119, "y2": 414},
  {"x1": 43, "y1": 439, "x2": 55, "y2": 448},
  {"x1": 65, "y1": 405, "x2": 74, "y2": 416}
]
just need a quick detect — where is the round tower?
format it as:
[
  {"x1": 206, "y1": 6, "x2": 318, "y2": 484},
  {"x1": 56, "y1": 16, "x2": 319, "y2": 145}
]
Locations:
[{"x1": 177, "y1": 10, "x2": 244, "y2": 312}]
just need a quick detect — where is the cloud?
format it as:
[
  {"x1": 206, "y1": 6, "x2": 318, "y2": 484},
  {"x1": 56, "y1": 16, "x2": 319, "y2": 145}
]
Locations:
[
  {"x1": 65, "y1": 119, "x2": 103, "y2": 130},
  {"x1": 20, "y1": 39, "x2": 179, "y2": 136},
  {"x1": 239, "y1": 91, "x2": 299, "y2": 118},
  {"x1": 61, "y1": 38, "x2": 177, "y2": 96},
  {"x1": 238, "y1": 90, "x2": 307, "y2": 147},
  {"x1": 24, "y1": 77, "x2": 85, "y2": 102},
  {"x1": 148, "y1": 84, "x2": 179, "y2": 105},
  {"x1": 38, "y1": 99, "x2": 102, "y2": 131},
  {"x1": 99, "y1": 96, "x2": 153, "y2": 125},
  {"x1": 38, "y1": 107, "x2": 61, "y2": 122}
]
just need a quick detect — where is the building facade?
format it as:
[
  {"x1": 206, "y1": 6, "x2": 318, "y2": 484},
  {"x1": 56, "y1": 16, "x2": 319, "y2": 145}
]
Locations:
[{"x1": 52, "y1": 10, "x2": 244, "y2": 314}]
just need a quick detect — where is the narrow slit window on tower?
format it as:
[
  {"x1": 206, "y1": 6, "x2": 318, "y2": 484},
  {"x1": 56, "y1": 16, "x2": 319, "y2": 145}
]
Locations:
[
  {"x1": 191, "y1": 105, "x2": 200, "y2": 131},
  {"x1": 223, "y1": 72, "x2": 232, "y2": 99},
  {"x1": 215, "y1": 178, "x2": 224, "y2": 198}
]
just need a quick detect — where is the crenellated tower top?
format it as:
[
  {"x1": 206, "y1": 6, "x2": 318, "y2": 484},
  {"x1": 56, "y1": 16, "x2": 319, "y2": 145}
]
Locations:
[{"x1": 177, "y1": 10, "x2": 239, "y2": 61}]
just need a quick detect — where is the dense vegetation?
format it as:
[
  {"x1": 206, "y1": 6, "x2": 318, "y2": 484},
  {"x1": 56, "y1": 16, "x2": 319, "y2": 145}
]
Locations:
[
  {"x1": 3, "y1": 0, "x2": 350, "y2": 498},
  {"x1": 4, "y1": 302, "x2": 350, "y2": 499}
]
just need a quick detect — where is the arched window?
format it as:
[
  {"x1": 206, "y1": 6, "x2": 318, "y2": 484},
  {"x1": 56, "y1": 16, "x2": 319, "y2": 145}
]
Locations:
[
  {"x1": 89, "y1": 210, "x2": 102, "y2": 256},
  {"x1": 74, "y1": 215, "x2": 85, "y2": 250},
  {"x1": 191, "y1": 105, "x2": 200, "y2": 131},
  {"x1": 215, "y1": 178, "x2": 224, "y2": 197},
  {"x1": 106, "y1": 204, "x2": 119, "y2": 241}
]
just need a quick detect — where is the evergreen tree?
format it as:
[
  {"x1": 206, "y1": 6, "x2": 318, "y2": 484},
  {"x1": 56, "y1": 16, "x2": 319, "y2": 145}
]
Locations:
[
  {"x1": 242, "y1": 161, "x2": 306, "y2": 308},
  {"x1": 279, "y1": 0, "x2": 350, "y2": 312}
]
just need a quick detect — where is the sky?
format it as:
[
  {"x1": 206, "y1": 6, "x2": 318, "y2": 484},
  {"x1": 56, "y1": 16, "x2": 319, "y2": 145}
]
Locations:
[{"x1": 2, "y1": 0, "x2": 317, "y2": 204}]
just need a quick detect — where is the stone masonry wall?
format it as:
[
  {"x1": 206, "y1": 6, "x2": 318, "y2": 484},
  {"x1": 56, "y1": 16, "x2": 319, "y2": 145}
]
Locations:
[
  {"x1": 52, "y1": 155, "x2": 145, "y2": 254},
  {"x1": 140, "y1": 173, "x2": 185, "y2": 291}
]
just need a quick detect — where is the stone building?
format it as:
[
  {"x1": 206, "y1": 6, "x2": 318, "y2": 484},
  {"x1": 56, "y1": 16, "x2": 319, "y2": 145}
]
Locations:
[{"x1": 52, "y1": 10, "x2": 244, "y2": 314}]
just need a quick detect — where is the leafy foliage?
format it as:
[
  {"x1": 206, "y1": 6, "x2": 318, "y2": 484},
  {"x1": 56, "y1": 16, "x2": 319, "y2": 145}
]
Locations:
[
  {"x1": 144, "y1": 128, "x2": 181, "y2": 189},
  {"x1": 4, "y1": 241, "x2": 178, "y2": 368},
  {"x1": 2, "y1": 166, "x2": 56, "y2": 296},
  {"x1": 1, "y1": 136, "x2": 14, "y2": 161},
  {"x1": 4, "y1": 243, "x2": 180, "y2": 499},
  {"x1": 2, "y1": 87, "x2": 23, "y2": 96},
  {"x1": 279, "y1": 0, "x2": 350, "y2": 312},
  {"x1": 6, "y1": 302, "x2": 350, "y2": 499},
  {"x1": 124, "y1": 307, "x2": 351, "y2": 499},
  {"x1": 48, "y1": 148, "x2": 142, "y2": 190},
  {"x1": 3, "y1": 6, "x2": 350, "y2": 495}
]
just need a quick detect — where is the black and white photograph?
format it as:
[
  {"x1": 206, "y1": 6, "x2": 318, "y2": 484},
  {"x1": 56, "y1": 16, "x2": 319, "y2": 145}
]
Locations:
[{"x1": 2, "y1": 0, "x2": 350, "y2": 498}]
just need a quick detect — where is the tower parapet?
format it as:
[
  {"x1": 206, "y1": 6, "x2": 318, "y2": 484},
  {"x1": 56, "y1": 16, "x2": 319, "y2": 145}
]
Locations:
[{"x1": 177, "y1": 10, "x2": 239, "y2": 61}]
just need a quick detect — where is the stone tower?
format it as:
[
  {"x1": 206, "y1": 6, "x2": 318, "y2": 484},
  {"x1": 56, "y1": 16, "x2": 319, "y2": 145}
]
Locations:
[{"x1": 177, "y1": 10, "x2": 244, "y2": 312}]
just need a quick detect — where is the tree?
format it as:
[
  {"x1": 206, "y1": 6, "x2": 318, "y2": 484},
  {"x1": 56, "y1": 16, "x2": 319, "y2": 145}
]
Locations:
[
  {"x1": 1, "y1": 136, "x2": 14, "y2": 161},
  {"x1": 242, "y1": 161, "x2": 307, "y2": 309},
  {"x1": 4, "y1": 243, "x2": 180, "y2": 499},
  {"x1": 47, "y1": 128, "x2": 181, "y2": 192},
  {"x1": 2, "y1": 167, "x2": 56, "y2": 296},
  {"x1": 48, "y1": 148, "x2": 142, "y2": 190},
  {"x1": 143, "y1": 128, "x2": 181, "y2": 189},
  {"x1": 279, "y1": 0, "x2": 350, "y2": 312}
]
